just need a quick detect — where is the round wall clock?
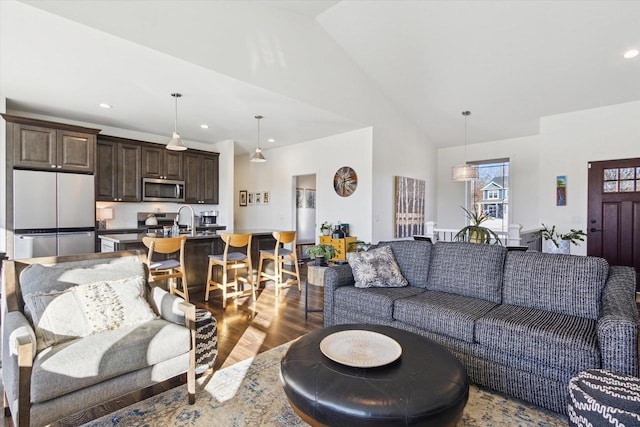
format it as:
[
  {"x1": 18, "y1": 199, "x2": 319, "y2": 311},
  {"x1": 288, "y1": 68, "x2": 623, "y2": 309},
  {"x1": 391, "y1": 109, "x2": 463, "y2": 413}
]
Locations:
[{"x1": 334, "y1": 166, "x2": 358, "y2": 197}]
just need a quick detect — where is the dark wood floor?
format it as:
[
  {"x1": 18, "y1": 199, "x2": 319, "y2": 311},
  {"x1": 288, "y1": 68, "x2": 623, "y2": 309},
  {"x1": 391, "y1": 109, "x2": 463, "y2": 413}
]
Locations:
[{"x1": 51, "y1": 265, "x2": 323, "y2": 426}]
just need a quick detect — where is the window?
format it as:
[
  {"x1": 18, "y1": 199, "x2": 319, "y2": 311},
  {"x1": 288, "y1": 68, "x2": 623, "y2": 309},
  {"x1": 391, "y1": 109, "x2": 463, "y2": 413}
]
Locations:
[{"x1": 467, "y1": 159, "x2": 509, "y2": 233}]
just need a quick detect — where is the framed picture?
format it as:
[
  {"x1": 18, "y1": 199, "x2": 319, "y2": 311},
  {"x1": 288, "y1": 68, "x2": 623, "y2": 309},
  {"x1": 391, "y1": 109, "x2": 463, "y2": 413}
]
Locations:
[
  {"x1": 394, "y1": 176, "x2": 425, "y2": 238},
  {"x1": 248, "y1": 192, "x2": 255, "y2": 205},
  {"x1": 255, "y1": 192, "x2": 262, "y2": 204},
  {"x1": 304, "y1": 189, "x2": 316, "y2": 208},
  {"x1": 296, "y1": 188, "x2": 304, "y2": 208},
  {"x1": 263, "y1": 191, "x2": 270, "y2": 204},
  {"x1": 239, "y1": 190, "x2": 247, "y2": 207},
  {"x1": 556, "y1": 175, "x2": 567, "y2": 206}
]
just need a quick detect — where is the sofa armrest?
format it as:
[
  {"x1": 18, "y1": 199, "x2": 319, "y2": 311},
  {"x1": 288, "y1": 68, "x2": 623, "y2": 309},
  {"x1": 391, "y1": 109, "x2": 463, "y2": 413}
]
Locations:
[
  {"x1": 2, "y1": 311, "x2": 36, "y2": 426},
  {"x1": 597, "y1": 265, "x2": 638, "y2": 376},
  {"x1": 146, "y1": 285, "x2": 189, "y2": 326},
  {"x1": 323, "y1": 264, "x2": 355, "y2": 327}
]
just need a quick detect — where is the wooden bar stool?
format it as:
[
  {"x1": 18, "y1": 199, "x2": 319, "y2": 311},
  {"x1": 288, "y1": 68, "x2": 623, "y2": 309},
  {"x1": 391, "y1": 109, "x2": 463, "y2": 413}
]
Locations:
[
  {"x1": 257, "y1": 231, "x2": 301, "y2": 297},
  {"x1": 205, "y1": 233, "x2": 254, "y2": 308},
  {"x1": 142, "y1": 235, "x2": 189, "y2": 302}
]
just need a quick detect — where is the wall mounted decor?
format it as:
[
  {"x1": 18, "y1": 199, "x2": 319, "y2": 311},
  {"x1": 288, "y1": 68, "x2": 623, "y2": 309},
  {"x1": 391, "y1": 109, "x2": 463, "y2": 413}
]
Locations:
[
  {"x1": 248, "y1": 192, "x2": 255, "y2": 205},
  {"x1": 305, "y1": 189, "x2": 316, "y2": 208},
  {"x1": 296, "y1": 188, "x2": 304, "y2": 208},
  {"x1": 334, "y1": 166, "x2": 358, "y2": 197},
  {"x1": 239, "y1": 190, "x2": 247, "y2": 207},
  {"x1": 255, "y1": 192, "x2": 262, "y2": 204},
  {"x1": 557, "y1": 176, "x2": 567, "y2": 206},
  {"x1": 263, "y1": 191, "x2": 270, "y2": 204},
  {"x1": 394, "y1": 176, "x2": 426, "y2": 238}
]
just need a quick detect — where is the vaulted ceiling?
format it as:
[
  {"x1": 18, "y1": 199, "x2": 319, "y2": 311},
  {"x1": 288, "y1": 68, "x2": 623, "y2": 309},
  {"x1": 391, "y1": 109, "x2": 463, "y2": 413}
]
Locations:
[{"x1": 1, "y1": 1, "x2": 638, "y2": 154}]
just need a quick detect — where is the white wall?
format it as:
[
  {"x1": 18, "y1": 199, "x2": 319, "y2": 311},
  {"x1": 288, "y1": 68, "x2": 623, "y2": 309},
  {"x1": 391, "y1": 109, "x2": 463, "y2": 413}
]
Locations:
[
  {"x1": 437, "y1": 134, "x2": 540, "y2": 231},
  {"x1": 437, "y1": 101, "x2": 640, "y2": 255},
  {"x1": 0, "y1": 97, "x2": 6, "y2": 252},
  {"x1": 537, "y1": 101, "x2": 640, "y2": 255},
  {"x1": 5, "y1": 110, "x2": 234, "y2": 231},
  {"x1": 235, "y1": 128, "x2": 373, "y2": 243}
]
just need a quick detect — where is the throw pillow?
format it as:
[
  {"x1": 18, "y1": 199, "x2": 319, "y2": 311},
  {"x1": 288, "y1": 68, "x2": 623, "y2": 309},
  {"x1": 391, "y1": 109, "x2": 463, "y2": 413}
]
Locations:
[
  {"x1": 23, "y1": 276, "x2": 158, "y2": 351},
  {"x1": 347, "y1": 246, "x2": 409, "y2": 288}
]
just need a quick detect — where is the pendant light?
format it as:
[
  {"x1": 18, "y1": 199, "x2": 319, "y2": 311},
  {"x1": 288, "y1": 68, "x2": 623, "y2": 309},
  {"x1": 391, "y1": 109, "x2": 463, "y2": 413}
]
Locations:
[
  {"x1": 451, "y1": 111, "x2": 478, "y2": 181},
  {"x1": 166, "y1": 93, "x2": 187, "y2": 151},
  {"x1": 250, "y1": 115, "x2": 266, "y2": 162}
]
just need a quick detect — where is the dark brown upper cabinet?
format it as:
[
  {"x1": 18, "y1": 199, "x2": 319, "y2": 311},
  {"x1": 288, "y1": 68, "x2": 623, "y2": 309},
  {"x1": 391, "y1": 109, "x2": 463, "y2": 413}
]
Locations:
[
  {"x1": 141, "y1": 145, "x2": 183, "y2": 180},
  {"x1": 3, "y1": 115, "x2": 99, "y2": 173},
  {"x1": 96, "y1": 136, "x2": 141, "y2": 202},
  {"x1": 184, "y1": 152, "x2": 219, "y2": 204}
]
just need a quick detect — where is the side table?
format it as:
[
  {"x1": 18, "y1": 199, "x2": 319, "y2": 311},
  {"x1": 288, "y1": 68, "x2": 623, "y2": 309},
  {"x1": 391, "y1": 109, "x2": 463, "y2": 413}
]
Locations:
[{"x1": 305, "y1": 263, "x2": 328, "y2": 319}]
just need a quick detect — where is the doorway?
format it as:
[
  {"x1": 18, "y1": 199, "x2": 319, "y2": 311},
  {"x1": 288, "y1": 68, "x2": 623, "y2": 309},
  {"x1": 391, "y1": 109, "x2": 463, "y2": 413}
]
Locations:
[
  {"x1": 587, "y1": 158, "x2": 640, "y2": 293},
  {"x1": 294, "y1": 174, "x2": 317, "y2": 262}
]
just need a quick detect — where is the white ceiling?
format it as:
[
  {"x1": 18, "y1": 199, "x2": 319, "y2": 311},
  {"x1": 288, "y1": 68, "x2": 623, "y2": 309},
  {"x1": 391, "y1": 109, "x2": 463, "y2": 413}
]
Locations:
[{"x1": 1, "y1": 0, "x2": 639, "y2": 153}]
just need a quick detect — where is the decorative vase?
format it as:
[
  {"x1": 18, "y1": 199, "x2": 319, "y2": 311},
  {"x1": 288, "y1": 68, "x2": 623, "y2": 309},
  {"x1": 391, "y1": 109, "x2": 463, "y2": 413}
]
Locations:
[
  {"x1": 544, "y1": 239, "x2": 570, "y2": 255},
  {"x1": 314, "y1": 256, "x2": 326, "y2": 266},
  {"x1": 322, "y1": 229, "x2": 330, "y2": 236}
]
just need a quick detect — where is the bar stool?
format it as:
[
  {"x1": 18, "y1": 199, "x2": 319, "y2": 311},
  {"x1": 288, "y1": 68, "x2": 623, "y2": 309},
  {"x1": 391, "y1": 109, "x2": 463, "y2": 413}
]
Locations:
[
  {"x1": 205, "y1": 233, "x2": 254, "y2": 308},
  {"x1": 257, "y1": 231, "x2": 301, "y2": 297},
  {"x1": 142, "y1": 235, "x2": 189, "y2": 302}
]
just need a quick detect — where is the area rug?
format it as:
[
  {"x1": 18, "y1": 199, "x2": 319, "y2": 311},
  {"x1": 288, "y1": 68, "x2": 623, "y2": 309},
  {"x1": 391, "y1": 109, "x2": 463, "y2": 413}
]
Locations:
[{"x1": 83, "y1": 343, "x2": 567, "y2": 426}]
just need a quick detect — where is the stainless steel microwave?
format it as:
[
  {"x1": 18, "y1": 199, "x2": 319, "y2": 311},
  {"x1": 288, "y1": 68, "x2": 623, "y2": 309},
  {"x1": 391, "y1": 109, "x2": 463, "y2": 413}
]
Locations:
[{"x1": 142, "y1": 178, "x2": 185, "y2": 202}]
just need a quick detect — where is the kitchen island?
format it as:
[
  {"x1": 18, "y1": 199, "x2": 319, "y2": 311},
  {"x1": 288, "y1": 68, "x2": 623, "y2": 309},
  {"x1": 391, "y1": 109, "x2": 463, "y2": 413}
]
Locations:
[{"x1": 99, "y1": 231, "x2": 277, "y2": 291}]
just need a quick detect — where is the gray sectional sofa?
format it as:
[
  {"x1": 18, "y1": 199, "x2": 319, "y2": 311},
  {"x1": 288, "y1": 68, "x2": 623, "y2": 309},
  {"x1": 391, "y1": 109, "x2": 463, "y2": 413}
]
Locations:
[{"x1": 323, "y1": 240, "x2": 639, "y2": 414}]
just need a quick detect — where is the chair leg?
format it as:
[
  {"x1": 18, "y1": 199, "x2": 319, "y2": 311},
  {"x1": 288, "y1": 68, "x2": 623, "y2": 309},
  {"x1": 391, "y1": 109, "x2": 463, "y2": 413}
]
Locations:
[
  {"x1": 274, "y1": 258, "x2": 281, "y2": 297},
  {"x1": 222, "y1": 266, "x2": 228, "y2": 309},
  {"x1": 181, "y1": 271, "x2": 189, "y2": 303},
  {"x1": 257, "y1": 255, "x2": 265, "y2": 288},
  {"x1": 293, "y1": 255, "x2": 301, "y2": 291},
  {"x1": 205, "y1": 260, "x2": 213, "y2": 302},
  {"x1": 249, "y1": 264, "x2": 256, "y2": 302}
]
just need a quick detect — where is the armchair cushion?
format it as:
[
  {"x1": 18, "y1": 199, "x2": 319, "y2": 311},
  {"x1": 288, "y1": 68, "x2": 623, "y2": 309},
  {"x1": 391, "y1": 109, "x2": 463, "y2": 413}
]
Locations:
[{"x1": 31, "y1": 318, "x2": 189, "y2": 403}]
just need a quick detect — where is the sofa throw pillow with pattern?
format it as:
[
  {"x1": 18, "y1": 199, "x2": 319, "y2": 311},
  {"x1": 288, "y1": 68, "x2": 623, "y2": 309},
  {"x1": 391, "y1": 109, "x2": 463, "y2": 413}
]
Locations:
[
  {"x1": 23, "y1": 275, "x2": 158, "y2": 351},
  {"x1": 347, "y1": 246, "x2": 409, "y2": 288}
]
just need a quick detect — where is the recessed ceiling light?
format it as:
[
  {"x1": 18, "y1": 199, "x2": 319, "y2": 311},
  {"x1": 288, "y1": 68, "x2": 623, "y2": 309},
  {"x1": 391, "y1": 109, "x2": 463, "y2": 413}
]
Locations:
[
  {"x1": 268, "y1": 138, "x2": 275, "y2": 143},
  {"x1": 98, "y1": 103, "x2": 113, "y2": 109},
  {"x1": 623, "y1": 49, "x2": 639, "y2": 59},
  {"x1": 200, "y1": 124, "x2": 210, "y2": 129}
]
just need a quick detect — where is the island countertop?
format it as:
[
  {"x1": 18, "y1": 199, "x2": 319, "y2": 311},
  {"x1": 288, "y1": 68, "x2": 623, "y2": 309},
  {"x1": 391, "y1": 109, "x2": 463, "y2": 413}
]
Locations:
[{"x1": 98, "y1": 230, "x2": 275, "y2": 244}]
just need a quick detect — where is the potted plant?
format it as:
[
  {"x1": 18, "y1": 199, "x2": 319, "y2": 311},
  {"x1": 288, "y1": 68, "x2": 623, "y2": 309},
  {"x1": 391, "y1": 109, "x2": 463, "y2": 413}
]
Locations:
[
  {"x1": 349, "y1": 240, "x2": 371, "y2": 252},
  {"x1": 320, "y1": 221, "x2": 332, "y2": 236},
  {"x1": 454, "y1": 207, "x2": 502, "y2": 245},
  {"x1": 530, "y1": 223, "x2": 586, "y2": 254},
  {"x1": 308, "y1": 244, "x2": 336, "y2": 266}
]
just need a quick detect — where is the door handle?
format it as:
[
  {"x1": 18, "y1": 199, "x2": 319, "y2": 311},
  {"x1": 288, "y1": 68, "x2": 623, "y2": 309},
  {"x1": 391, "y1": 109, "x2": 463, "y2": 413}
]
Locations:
[{"x1": 590, "y1": 228, "x2": 602, "y2": 232}]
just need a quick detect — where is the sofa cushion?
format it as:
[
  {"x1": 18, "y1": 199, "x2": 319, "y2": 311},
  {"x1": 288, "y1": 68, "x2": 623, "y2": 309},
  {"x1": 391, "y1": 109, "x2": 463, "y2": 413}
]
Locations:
[
  {"x1": 30, "y1": 318, "x2": 189, "y2": 403},
  {"x1": 502, "y1": 252, "x2": 609, "y2": 319},
  {"x1": 394, "y1": 291, "x2": 498, "y2": 342},
  {"x1": 475, "y1": 304, "x2": 599, "y2": 371},
  {"x1": 427, "y1": 242, "x2": 507, "y2": 303},
  {"x1": 378, "y1": 240, "x2": 432, "y2": 288},
  {"x1": 333, "y1": 285, "x2": 424, "y2": 320},
  {"x1": 23, "y1": 275, "x2": 158, "y2": 351},
  {"x1": 346, "y1": 246, "x2": 408, "y2": 288}
]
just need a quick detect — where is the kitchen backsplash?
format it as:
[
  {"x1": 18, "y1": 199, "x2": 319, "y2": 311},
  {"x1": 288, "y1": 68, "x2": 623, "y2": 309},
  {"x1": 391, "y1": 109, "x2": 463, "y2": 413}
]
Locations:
[{"x1": 96, "y1": 201, "x2": 222, "y2": 229}]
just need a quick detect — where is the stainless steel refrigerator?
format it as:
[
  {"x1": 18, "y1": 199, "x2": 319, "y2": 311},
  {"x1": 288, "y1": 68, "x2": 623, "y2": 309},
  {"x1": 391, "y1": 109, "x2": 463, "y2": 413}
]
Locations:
[{"x1": 13, "y1": 170, "x2": 96, "y2": 259}]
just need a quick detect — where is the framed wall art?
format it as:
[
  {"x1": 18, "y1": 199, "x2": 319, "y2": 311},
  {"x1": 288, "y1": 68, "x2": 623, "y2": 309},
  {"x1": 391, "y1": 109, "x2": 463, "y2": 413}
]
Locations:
[
  {"x1": 255, "y1": 192, "x2": 262, "y2": 204},
  {"x1": 296, "y1": 188, "x2": 304, "y2": 208},
  {"x1": 394, "y1": 176, "x2": 426, "y2": 238},
  {"x1": 556, "y1": 175, "x2": 567, "y2": 206},
  {"x1": 304, "y1": 189, "x2": 316, "y2": 208},
  {"x1": 263, "y1": 191, "x2": 270, "y2": 204},
  {"x1": 248, "y1": 192, "x2": 255, "y2": 205},
  {"x1": 239, "y1": 190, "x2": 247, "y2": 207},
  {"x1": 334, "y1": 166, "x2": 358, "y2": 197}
]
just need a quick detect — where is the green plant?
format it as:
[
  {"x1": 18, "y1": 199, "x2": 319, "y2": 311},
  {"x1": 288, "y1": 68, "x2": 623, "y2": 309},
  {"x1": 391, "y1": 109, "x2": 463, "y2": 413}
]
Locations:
[
  {"x1": 530, "y1": 224, "x2": 586, "y2": 248},
  {"x1": 320, "y1": 221, "x2": 332, "y2": 233},
  {"x1": 308, "y1": 244, "x2": 336, "y2": 260},
  {"x1": 348, "y1": 240, "x2": 371, "y2": 252},
  {"x1": 454, "y1": 206, "x2": 502, "y2": 245}
]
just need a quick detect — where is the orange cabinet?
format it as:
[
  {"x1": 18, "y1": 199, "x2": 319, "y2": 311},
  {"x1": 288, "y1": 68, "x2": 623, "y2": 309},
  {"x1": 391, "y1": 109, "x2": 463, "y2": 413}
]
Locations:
[{"x1": 319, "y1": 235, "x2": 357, "y2": 262}]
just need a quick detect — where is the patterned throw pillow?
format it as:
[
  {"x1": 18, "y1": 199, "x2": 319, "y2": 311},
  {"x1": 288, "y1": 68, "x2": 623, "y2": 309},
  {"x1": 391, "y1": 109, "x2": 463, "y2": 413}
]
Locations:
[
  {"x1": 347, "y1": 246, "x2": 409, "y2": 288},
  {"x1": 23, "y1": 276, "x2": 158, "y2": 351}
]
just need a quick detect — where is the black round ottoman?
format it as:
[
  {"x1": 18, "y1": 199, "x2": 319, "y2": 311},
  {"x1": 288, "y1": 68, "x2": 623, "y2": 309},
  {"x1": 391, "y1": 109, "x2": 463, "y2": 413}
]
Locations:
[{"x1": 280, "y1": 324, "x2": 469, "y2": 427}]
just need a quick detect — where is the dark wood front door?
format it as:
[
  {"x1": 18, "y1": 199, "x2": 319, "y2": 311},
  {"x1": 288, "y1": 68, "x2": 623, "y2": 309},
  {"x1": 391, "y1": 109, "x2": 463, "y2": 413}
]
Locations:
[{"x1": 587, "y1": 158, "x2": 640, "y2": 292}]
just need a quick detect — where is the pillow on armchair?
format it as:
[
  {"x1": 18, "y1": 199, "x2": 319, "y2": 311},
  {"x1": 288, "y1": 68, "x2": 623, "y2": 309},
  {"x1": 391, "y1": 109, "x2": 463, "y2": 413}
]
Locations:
[
  {"x1": 20, "y1": 262, "x2": 158, "y2": 351},
  {"x1": 346, "y1": 246, "x2": 408, "y2": 288}
]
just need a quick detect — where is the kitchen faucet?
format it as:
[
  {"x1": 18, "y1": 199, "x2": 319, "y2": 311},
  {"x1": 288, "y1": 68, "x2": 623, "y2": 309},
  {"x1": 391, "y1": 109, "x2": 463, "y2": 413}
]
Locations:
[{"x1": 177, "y1": 205, "x2": 197, "y2": 237}]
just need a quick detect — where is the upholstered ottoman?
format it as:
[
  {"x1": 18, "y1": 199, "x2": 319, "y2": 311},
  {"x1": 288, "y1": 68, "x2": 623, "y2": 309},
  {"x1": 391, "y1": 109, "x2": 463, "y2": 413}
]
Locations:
[
  {"x1": 568, "y1": 369, "x2": 640, "y2": 426},
  {"x1": 280, "y1": 324, "x2": 469, "y2": 426},
  {"x1": 195, "y1": 308, "x2": 218, "y2": 374}
]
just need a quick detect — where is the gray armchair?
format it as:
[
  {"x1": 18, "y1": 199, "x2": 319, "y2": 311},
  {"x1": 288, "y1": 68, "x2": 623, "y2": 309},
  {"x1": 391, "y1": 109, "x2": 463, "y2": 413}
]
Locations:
[{"x1": 1, "y1": 251, "x2": 196, "y2": 427}]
